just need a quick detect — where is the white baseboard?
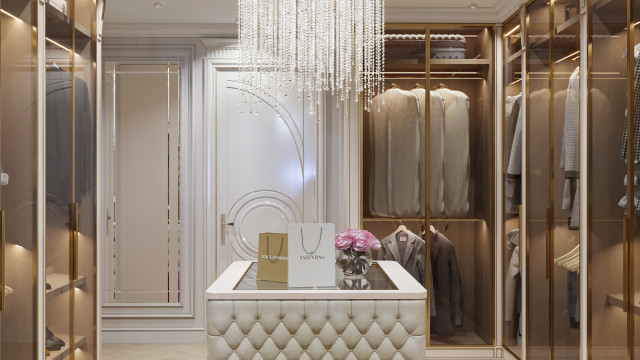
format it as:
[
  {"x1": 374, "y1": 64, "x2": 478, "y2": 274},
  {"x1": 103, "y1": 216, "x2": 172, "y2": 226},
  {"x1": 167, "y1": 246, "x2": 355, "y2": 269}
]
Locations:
[{"x1": 102, "y1": 328, "x2": 205, "y2": 344}]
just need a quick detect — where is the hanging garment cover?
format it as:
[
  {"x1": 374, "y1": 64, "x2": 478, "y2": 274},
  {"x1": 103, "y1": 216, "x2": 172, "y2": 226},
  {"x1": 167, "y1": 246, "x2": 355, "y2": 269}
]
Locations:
[
  {"x1": 430, "y1": 230, "x2": 463, "y2": 338},
  {"x1": 620, "y1": 55, "x2": 640, "y2": 162},
  {"x1": 369, "y1": 88, "x2": 421, "y2": 217},
  {"x1": 505, "y1": 94, "x2": 522, "y2": 215},
  {"x1": 378, "y1": 230, "x2": 437, "y2": 313},
  {"x1": 411, "y1": 88, "x2": 446, "y2": 217},
  {"x1": 435, "y1": 88, "x2": 470, "y2": 217}
]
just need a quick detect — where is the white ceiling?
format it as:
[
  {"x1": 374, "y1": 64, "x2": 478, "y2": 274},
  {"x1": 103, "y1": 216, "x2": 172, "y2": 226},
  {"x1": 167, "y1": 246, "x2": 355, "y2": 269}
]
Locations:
[
  {"x1": 104, "y1": 0, "x2": 238, "y2": 24},
  {"x1": 104, "y1": 0, "x2": 505, "y2": 25},
  {"x1": 386, "y1": 0, "x2": 502, "y2": 9},
  {"x1": 102, "y1": 0, "x2": 522, "y2": 37}
]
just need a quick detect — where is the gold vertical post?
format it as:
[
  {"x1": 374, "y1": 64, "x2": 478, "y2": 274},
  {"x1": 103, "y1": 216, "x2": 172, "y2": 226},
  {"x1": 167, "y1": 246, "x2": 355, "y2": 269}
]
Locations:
[
  {"x1": 585, "y1": 0, "x2": 593, "y2": 358},
  {"x1": 547, "y1": 2, "x2": 556, "y2": 358},
  {"x1": 424, "y1": 24, "x2": 432, "y2": 349},
  {"x1": 626, "y1": 1, "x2": 635, "y2": 359},
  {"x1": 70, "y1": 0, "x2": 77, "y2": 358},
  {"x1": 524, "y1": 5, "x2": 532, "y2": 359},
  {"x1": 0, "y1": 211, "x2": 5, "y2": 312}
]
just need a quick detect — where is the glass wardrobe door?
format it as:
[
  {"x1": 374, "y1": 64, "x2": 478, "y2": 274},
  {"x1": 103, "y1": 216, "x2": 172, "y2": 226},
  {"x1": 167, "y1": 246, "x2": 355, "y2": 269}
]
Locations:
[
  {"x1": 73, "y1": 0, "x2": 96, "y2": 358},
  {"x1": 0, "y1": 0, "x2": 38, "y2": 358},
  {"x1": 526, "y1": 1, "x2": 551, "y2": 359},
  {"x1": 551, "y1": 1, "x2": 581, "y2": 357},
  {"x1": 503, "y1": 13, "x2": 524, "y2": 359},
  {"x1": 362, "y1": 24, "x2": 428, "y2": 274},
  {"x1": 632, "y1": 2, "x2": 640, "y2": 359},
  {"x1": 45, "y1": 0, "x2": 74, "y2": 357},
  {"x1": 589, "y1": 0, "x2": 630, "y2": 358},
  {"x1": 428, "y1": 24, "x2": 495, "y2": 347}
]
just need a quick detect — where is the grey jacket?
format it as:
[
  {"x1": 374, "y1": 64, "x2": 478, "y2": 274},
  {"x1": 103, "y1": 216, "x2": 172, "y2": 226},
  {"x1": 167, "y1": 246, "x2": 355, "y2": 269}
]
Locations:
[
  {"x1": 378, "y1": 231, "x2": 437, "y2": 314},
  {"x1": 430, "y1": 231, "x2": 463, "y2": 337}
]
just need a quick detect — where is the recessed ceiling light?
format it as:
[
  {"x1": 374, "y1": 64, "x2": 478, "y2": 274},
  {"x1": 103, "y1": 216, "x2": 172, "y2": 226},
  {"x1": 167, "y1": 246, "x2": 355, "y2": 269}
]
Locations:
[
  {"x1": 152, "y1": 2, "x2": 165, "y2": 9},
  {"x1": 468, "y1": 3, "x2": 479, "y2": 9}
]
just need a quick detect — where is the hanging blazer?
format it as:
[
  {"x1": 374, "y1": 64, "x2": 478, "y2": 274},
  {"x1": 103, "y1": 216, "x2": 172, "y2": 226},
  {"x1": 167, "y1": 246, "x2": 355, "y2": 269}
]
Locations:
[
  {"x1": 378, "y1": 231, "x2": 437, "y2": 314},
  {"x1": 430, "y1": 230, "x2": 463, "y2": 338},
  {"x1": 369, "y1": 88, "x2": 421, "y2": 217}
]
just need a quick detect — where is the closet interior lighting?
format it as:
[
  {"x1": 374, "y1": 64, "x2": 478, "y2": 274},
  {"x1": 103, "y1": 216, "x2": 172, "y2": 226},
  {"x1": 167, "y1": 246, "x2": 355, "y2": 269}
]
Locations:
[
  {"x1": 46, "y1": 37, "x2": 71, "y2": 52},
  {"x1": 555, "y1": 51, "x2": 580, "y2": 64},
  {"x1": 1, "y1": 9, "x2": 21, "y2": 22},
  {"x1": 504, "y1": 24, "x2": 520, "y2": 37},
  {"x1": 509, "y1": 78, "x2": 522, "y2": 86}
]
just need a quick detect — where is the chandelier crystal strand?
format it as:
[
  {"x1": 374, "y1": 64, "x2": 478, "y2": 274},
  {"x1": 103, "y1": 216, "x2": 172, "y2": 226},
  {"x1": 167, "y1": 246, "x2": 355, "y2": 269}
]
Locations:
[{"x1": 239, "y1": 0, "x2": 384, "y2": 116}]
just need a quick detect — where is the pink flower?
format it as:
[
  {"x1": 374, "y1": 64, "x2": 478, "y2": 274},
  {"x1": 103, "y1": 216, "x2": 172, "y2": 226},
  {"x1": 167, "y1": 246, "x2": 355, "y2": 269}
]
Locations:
[
  {"x1": 352, "y1": 233, "x2": 370, "y2": 251},
  {"x1": 335, "y1": 230, "x2": 354, "y2": 250},
  {"x1": 335, "y1": 228, "x2": 380, "y2": 251}
]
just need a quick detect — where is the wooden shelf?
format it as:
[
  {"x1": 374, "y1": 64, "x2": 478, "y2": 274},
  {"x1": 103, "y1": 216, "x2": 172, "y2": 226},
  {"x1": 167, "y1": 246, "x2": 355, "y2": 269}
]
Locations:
[
  {"x1": 46, "y1": 273, "x2": 86, "y2": 300},
  {"x1": 430, "y1": 58, "x2": 491, "y2": 73},
  {"x1": 507, "y1": 50, "x2": 523, "y2": 64},
  {"x1": 606, "y1": 293, "x2": 640, "y2": 316},
  {"x1": 555, "y1": 15, "x2": 580, "y2": 36},
  {"x1": 591, "y1": 0, "x2": 627, "y2": 35},
  {"x1": 45, "y1": 3, "x2": 91, "y2": 51},
  {"x1": 48, "y1": 334, "x2": 86, "y2": 360}
]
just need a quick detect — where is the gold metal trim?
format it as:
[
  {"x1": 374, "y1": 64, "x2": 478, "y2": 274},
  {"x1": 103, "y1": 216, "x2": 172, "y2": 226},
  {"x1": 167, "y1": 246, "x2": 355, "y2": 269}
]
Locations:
[
  {"x1": 0, "y1": 210, "x2": 5, "y2": 312},
  {"x1": 585, "y1": 1, "x2": 593, "y2": 358},
  {"x1": 424, "y1": 23, "x2": 431, "y2": 349},
  {"x1": 626, "y1": 1, "x2": 635, "y2": 358},
  {"x1": 524, "y1": 5, "x2": 532, "y2": 358}
]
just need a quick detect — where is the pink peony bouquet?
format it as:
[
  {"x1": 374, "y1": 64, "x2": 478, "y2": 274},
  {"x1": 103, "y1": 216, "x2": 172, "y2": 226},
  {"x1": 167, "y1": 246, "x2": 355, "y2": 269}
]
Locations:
[{"x1": 335, "y1": 228, "x2": 381, "y2": 253}]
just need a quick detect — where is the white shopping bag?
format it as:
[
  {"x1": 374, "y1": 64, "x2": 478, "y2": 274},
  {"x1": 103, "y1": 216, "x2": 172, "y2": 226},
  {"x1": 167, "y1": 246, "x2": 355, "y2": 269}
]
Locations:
[{"x1": 287, "y1": 223, "x2": 336, "y2": 287}]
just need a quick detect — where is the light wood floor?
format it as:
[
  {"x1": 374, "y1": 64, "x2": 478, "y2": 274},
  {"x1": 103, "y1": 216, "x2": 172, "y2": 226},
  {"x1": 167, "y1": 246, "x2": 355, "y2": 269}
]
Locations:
[{"x1": 102, "y1": 343, "x2": 206, "y2": 360}]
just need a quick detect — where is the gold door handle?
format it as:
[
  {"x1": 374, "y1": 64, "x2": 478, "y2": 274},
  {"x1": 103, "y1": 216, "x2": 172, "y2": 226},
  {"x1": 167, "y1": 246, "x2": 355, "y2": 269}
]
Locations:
[
  {"x1": 0, "y1": 210, "x2": 5, "y2": 311},
  {"x1": 70, "y1": 203, "x2": 79, "y2": 281},
  {"x1": 546, "y1": 208, "x2": 553, "y2": 280},
  {"x1": 623, "y1": 216, "x2": 631, "y2": 312}
]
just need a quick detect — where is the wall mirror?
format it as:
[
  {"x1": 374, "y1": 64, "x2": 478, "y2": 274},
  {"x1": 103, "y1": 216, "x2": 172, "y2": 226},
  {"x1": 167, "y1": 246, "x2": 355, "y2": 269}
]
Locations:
[{"x1": 102, "y1": 61, "x2": 182, "y2": 305}]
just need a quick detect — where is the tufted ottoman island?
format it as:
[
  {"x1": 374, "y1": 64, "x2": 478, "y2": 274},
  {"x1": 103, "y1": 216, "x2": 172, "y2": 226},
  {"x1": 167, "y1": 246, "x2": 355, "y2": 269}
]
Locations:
[{"x1": 206, "y1": 261, "x2": 427, "y2": 360}]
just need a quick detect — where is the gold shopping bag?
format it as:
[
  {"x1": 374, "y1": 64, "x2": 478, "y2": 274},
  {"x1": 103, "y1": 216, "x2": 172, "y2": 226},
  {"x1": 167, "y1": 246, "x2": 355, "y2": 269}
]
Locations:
[{"x1": 256, "y1": 233, "x2": 288, "y2": 283}]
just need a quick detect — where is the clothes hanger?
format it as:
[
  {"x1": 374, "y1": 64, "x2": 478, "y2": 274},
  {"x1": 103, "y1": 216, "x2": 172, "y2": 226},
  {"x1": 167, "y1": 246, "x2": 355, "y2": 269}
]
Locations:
[
  {"x1": 438, "y1": 83, "x2": 448, "y2": 89},
  {"x1": 557, "y1": 250, "x2": 579, "y2": 267},
  {"x1": 430, "y1": 225, "x2": 436, "y2": 234},
  {"x1": 554, "y1": 244, "x2": 579, "y2": 265},
  {"x1": 390, "y1": 82, "x2": 401, "y2": 89},
  {"x1": 414, "y1": 83, "x2": 425, "y2": 89},
  {"x1": 395, "y1": 224, "x2": 408, "y2": 235}
]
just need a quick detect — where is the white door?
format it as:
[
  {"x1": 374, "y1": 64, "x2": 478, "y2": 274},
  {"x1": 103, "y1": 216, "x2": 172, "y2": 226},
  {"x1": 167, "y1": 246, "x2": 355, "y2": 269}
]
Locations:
[{"x1": 214, "y1": 69, "x2": 321, "y2": 277}]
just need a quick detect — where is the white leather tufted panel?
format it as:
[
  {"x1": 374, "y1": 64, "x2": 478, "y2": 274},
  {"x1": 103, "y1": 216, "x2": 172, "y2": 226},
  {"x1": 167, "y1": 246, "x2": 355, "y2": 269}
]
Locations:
[{"x1": 207, "y1": 299, "x2": 426, "y2": 360}]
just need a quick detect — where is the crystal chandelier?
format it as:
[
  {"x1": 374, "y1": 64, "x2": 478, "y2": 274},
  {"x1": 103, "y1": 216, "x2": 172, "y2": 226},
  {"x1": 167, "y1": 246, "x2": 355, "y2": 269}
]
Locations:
[{"x1": 238, "y1": 0, "x2": 385, "y2": 114}]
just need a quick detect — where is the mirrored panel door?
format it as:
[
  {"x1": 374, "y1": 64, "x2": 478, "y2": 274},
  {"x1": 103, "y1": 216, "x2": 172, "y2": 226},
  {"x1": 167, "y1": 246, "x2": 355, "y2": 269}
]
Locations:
[
  {"x1": 103, "y1": 62, "x2": 181, "y2": 305},
  {"x1": 0, "y1": 0, "x2": 38, "y2": 358}
]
